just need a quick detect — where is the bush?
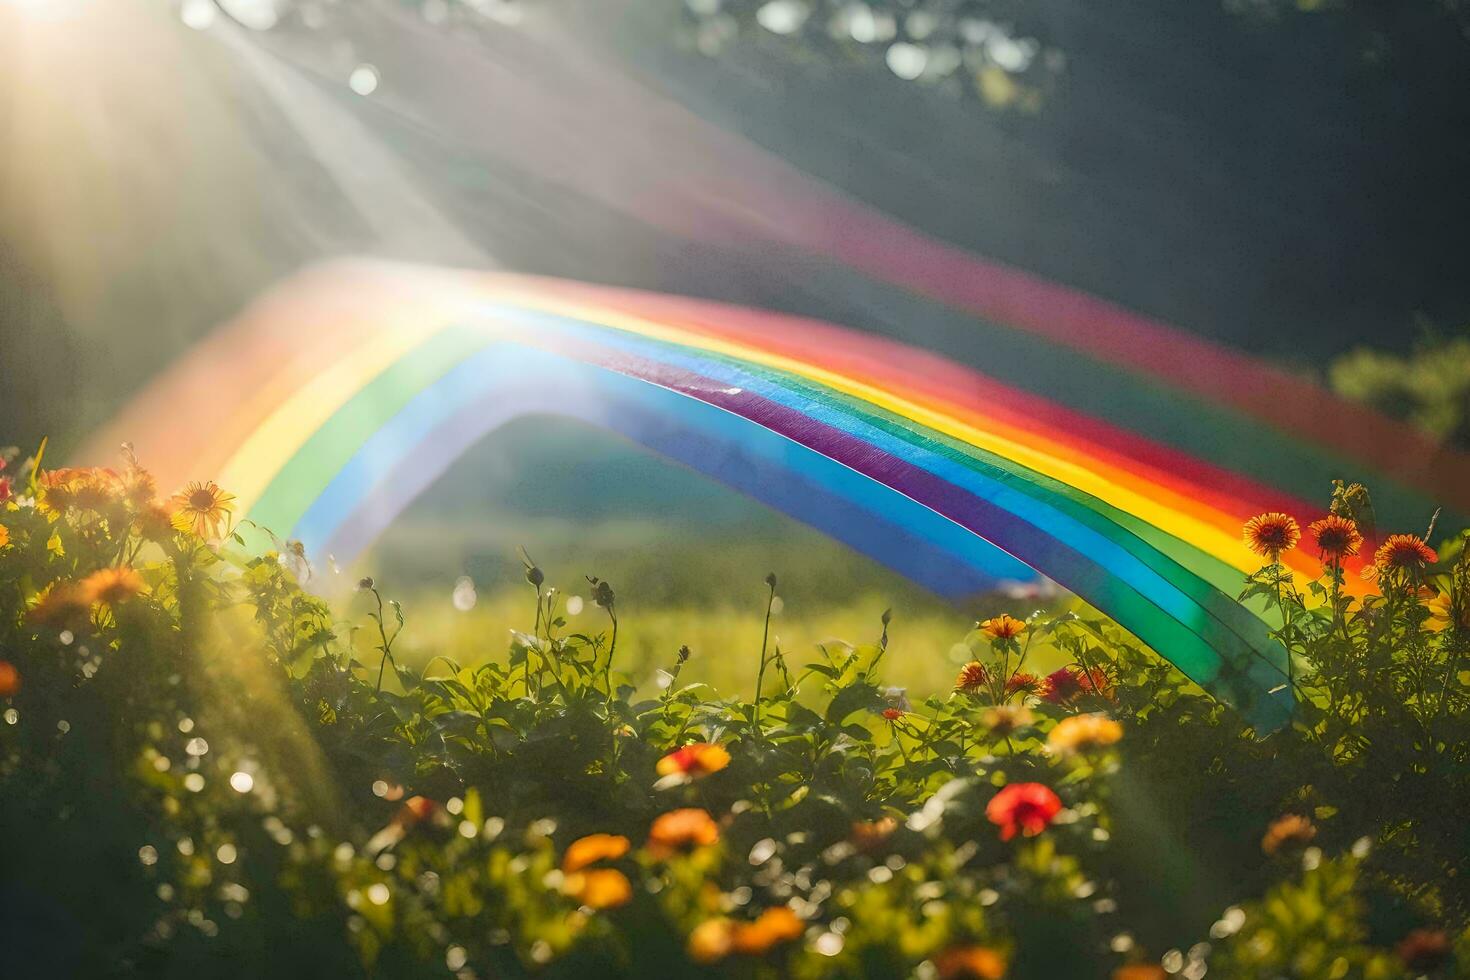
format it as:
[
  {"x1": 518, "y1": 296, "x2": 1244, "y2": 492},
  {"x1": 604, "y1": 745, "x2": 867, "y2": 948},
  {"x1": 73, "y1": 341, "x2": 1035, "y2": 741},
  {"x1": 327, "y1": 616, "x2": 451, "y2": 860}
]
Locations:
[{"x1": 1, "y1": 448, "x2": 1469, "y2": 978}]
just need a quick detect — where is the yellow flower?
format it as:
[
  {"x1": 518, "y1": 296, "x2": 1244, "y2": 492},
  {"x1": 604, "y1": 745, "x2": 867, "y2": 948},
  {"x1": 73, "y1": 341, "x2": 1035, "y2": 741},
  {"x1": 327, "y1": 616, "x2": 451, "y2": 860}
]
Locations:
[
  {"x1": 562, "y1": 833, "x2": 631, "y2": 873},
  {"x1": 562, "y1": 868, "x2": 633, "y2": 910},
  {"x1": 1047, "y1": 713, "x2": 1123, "y2": 754},
  {"x1": 980, "y1": 614, "x2": 1026, "y2": 639},
  {"x1": 688, "y1": 917, "x2": 737, "y2": 963},
  {"x1": 26, "y1": 581, "x2": 90, "y2": 628},
  {"x1": 0, "y1": 524, "x2": 9, "y2": 548},
  {"x1": 169, "y1": 481, "x2": 235, "y2": 539},
  {"x1": 981, "y1": 704, "x2": 1035, "y2": 736},
  {"x1": 80, "y1": 566, "x2": 146, "y2": 606}
]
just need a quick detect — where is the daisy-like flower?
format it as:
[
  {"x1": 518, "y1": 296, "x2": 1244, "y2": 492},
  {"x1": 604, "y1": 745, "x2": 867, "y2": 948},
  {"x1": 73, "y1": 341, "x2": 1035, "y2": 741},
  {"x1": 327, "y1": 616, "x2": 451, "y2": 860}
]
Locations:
[
  {"x1": 120, "y1": 467, "x2": 158, "y2": 507},
  {"x1": 1047, "y1": 713, "x2": 1123, "y2": 754},
  {"x1": 1243, "y1": 512, "x2": 1301, "y2": 558},
  {"x1": 646, "y1": 808, "x2": 720, "y2": 858},
  {"x1": 1426, "y1": 590, "x2": 1470, "y2": 633},
  {"x1": 688, "y1": 918, "x2": 737, "y2": 964},
  {"x1": 80, "y1": 566, "x2": 146, "y2": 606},
  {"x1": 1373, "y1": 534, "x2": 1438, "y2": 577},
  {"x1": 730, "y1": 906, "x2": 804, "y2": 955},
  {"x1": 169, "y1": 481, "x2": 235, "y2": 539},
  {"x1": 36, "y1": 468, "x2": 82, "y2": 514},
  {"x1": 979, "y1": 614, "x2": 1026, "y2": 639},
  {"x1": 955, "y1": 661, "x2": 989, "y2": 693},
  {"x1": 934, "y1": 945, "x2": 1008, "y2": 980},
  {"x1": 1307, "y1": 514, "x2": 1362, "y2": 561},
  {"x1": 26, "y1": 581, "x2": 91, "y2": 628},
  {"x1": 562, "y1": 868, "x2": 632, "y2": 910},
  {"x1": 562, "y1": 833, "x2": 631, "y2": 874},
  {"x1": 70, "y1": 469, "x2": 120, "y2": 513},
  {"x1": 981, "y1": 704, "x2": 1034, "y2": 736},
  {"x1": 1004, "y1": 672, "x2": 1039, "y2": 697},
  {"x1": 1261, "y1": 813, "x2": 1315, "y2": 856},
  {"x1": 986, "y1": 782, "x2": 1062, "y2": 841},
  {"x1": 1040, "y1": 666, "x2": 1113, "y2": 704},
  {"x1": 656, "y1": 742, "x2": 730, "y2": 780}
]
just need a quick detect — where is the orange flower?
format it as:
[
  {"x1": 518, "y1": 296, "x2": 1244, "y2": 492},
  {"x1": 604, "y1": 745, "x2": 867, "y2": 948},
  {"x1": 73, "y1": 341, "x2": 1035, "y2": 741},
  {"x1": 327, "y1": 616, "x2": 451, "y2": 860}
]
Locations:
[
  {"x1": 0, "y1": 524, "x2": 9, "y2": 549},
  {"x1": 169, "y1": 481, "x2": 235, "y2": 539},
  {"x1": 80, "y1": 566, "x2": 146, "y2": 606},
  {"x1": 26, "y1": 581, "x2": 91, "y2": 628},
  {"x1": 1048, "y1": 713, "x2": 1123, "y2": 754},
  {"x1": 1112, "y1": 966, "x2": 1168, "y2": 980},
  {"x1": 71, "y1": 469, "x2": 120, "y2": 512},
  {"x1": 980, "y1": 614, "x2": 1026, "y2": 639},
  {"x1": 955, "y1": 661, "x2": 989, "y2": 693},
  {"x1": 646, "y1": 808, "x2": 720, "y2": 858},
  {"x1": 1243, "y1": 512, "x2": 1301, "y2": 558},
  {"x1": 562, "y1": 868, "x2": 633, "y2": 910},
  {"x1": 1004, "y1": 672, "x2": 1039, "y2": 696},
  {"x1": 934, "y1": 945, "x2": 1008, "y2": 979},
  {"x1": 36, "y1": 468, "x2": 82, "y2": 514},
  {"x1": 562, "y1": 833, "x2": 631, "y2": 873},
  {"x1": 731, "y1": 906, "x2": 804, "y2": 955},
  {"x1": 1373, "y1": 534, "x2": 1438, "y2": 577},
  {"x1": 850, "y1": 815, "x2": 899, "y2": 852},
  {"x1": 1307, "y1": 514, "x2": 1362, "y2": 561},
  {"x1": 881, "y1": 707, "x2": 904, "y2": 721},
  {"x1": 656, "y1": 742, "x2": 731, "y2": 780},
  {"x1": 1261, "y1": 814, "x2": 1316, "y2": 856},
  {"x1": 1041, "y1": 666, "x2": 1112, "y2": 704},
  {"x1": 120, "y1": 467, "x2": 157, "y2": 507},
  {"x1": 986, "y1": 782, "x2": 1061, "y2": 841},
  {"x1": 0, "y1": 660, "x2": 20, "y2": 697},
  {"x1": 135, "y1": 502, "x2": 176, "y2": 542},
  {"x1": 688, "y1": 917, "x2": 737, "y2": 963}
]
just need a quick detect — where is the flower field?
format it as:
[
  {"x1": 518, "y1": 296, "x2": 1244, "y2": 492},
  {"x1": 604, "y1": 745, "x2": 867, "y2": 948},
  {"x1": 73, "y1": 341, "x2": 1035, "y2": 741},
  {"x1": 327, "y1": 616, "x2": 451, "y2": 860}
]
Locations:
[{"x1": 2, "y1": 448, "x2": 1470, "y2": 979}]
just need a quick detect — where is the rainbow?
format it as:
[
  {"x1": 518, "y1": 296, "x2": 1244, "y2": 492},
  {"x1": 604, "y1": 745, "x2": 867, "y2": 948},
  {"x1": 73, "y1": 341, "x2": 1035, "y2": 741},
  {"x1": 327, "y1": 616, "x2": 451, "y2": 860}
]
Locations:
[{"x1": 81, "y1": 262, "x2": 1467, "y2": 730}]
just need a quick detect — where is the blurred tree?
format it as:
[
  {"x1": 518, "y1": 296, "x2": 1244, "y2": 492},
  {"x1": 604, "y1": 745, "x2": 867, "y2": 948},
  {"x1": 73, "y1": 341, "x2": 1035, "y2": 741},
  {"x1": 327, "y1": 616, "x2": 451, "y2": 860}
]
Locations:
[{"x1": 1330, "y1": 332, "x2": 1470, "y2": 451}]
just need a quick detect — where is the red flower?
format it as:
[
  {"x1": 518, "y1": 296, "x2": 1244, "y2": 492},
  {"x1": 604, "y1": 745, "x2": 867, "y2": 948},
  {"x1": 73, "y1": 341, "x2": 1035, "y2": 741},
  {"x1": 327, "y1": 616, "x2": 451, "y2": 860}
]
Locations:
[
  {"x1": 1243, "y1": 513, "x2": 1301, "y2": 558},
  {"x1": 1040, "y1": 666, "x2": 1111, "y2": 704},
  {"x1": 1374, "y1": 534, "x2": 1438, "y2": 576},
  {"x1": 881, "y1": 707, "x2": 904, "y2": 721},
  {"x1": 1396, "y1": 928, "x2": 1451, "y2": 972},
  {"x1": 1307, "y1": 514, "x2": 1362, "y2": 561},
  {"x1": 1004, "y1": 672, "x2": 1039, "y2": 696},
  {"x1": 0, "y1": 476, "x2": 11, "y2": 502},
  {"x1": 986, "y1": 782, "x2": 1062, "y2": 841}
]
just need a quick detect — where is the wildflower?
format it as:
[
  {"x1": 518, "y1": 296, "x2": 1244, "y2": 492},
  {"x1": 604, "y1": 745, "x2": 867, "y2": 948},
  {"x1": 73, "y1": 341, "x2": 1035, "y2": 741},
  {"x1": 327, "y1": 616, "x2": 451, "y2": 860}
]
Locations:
[
  {"x1": 731, "y1": 906, "x2": 804, "y2": 955},
  {"x1": 1041, "y1": 666, "x2": 1112, "y2": 704},
  {"x1": 0, "y1": 476, "x2": 11, "y2": 502},
  {"x1": 562, "y1": 868, "x2": 633, "y2": 910},
  {"x1": 26, "y1": 582, "x2": 91, "y2": 628},
  {"x1": 1004, "y1": 672, "x2": 1039, "y2": 697},
  {"x1": 1048, "y1": 713, "x2": 1124, "y2": 754},
  {"x1": 656, "y1": 742, "x2": 731, "y2": 780},
  {"x1": 0, "y1": 660, "x2": 19, "y2": 697},
  {"x1": 169, "y1": 481, "x2": 235, "y2": 539},
  {"x1": 688, "y1": 918, "x2": 737, "y2": 963},
  {"x1": 933, "y1": 945, "x2": 1007, "y2": 979},
  {"x1": 562, "y1": 833, "x2": 631, "y2": 873},
  {"x1": 365, "y1": 795, "x2": 446, "y2": 855},
  {"x1": 646, "y1": 808, "x2": 719, "y2": 858},
  {"x1": 980, "y1": 614, "x2": 1026, "y2": 639},
  {"x1": 80, "y1": 566, "x2": 146, "y2": 606},
  {"x1": 120, "y1": 467, "x2": 157, "y2": 507},
  {"x1": 986, "y1": 782, "x2": 1062, "y2": 841},
  {"x1": 1243, "y1": 513, "x2": 1301, "y2": 559},
  {"x1": 0, "y1": 524, "x2": 8, "y2": 549},
  {"x1": 1373, "y1": 534, "x2": 1438, "y2": 577},
  {"x1": 36, "y1": 469, "x2": 81, "y2": 514},
  {"x1": 135, "y1": 502, "x2": 175, "y2": 542},
  {"x1": 955, "y1": 661, "x2": 988, "y2": 693},
  {"x1": 881, "y1": 707, "x2": 904, "y2": 721},
  {"x1": 1261, "y1": 814, "x2": 1316, "y2": 856},
  {"x1": 981, "y1": 704, "x2": 1034, "y2": 736},
  {"x1": 1396, "y1": 928, "x2": 1451, "y2": 972},
  {"x1": 1426, "y1": 590, "x2": 1470, "y2": 633},
  {"x1": 850, "y1": 816, "x2": 899, "y2": 852},
  {"x1": 71, "y1": 470, "x2": 119, "y2": 512},
  {"x1": 1307, "y1": 514, "x2": 1362, "y2": 561}
]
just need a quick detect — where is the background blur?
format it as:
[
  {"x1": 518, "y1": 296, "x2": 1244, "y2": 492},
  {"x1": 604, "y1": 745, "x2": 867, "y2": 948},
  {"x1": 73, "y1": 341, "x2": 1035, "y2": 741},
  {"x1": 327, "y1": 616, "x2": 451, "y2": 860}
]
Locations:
[{"x1": 3, "y1": 0, "x2": 1468, "y2": 683}]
